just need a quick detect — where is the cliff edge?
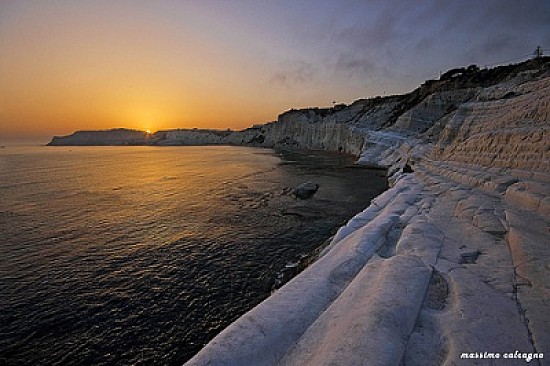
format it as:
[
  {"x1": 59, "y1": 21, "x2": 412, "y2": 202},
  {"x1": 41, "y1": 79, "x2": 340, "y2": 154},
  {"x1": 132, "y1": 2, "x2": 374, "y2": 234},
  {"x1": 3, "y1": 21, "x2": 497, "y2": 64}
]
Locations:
[{"x1": 187, "y1": 57, "x2": 550, "y2": 365}]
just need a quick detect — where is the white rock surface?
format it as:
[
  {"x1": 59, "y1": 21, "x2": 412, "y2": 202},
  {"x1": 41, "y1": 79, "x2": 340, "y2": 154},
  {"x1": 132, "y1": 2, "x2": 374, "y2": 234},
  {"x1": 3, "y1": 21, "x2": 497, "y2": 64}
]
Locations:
[{"x1": 187, "y1": 59, "x2": 550, "y2": 365}]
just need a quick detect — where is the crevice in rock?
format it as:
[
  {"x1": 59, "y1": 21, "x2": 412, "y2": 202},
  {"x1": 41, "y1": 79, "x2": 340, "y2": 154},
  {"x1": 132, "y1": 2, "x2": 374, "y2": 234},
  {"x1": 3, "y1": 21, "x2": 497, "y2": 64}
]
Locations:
[
  {"x1": 423, "y1": 271, "x2": 449, "y2": 310},
  {"x1": 511, "y1": 269, "x2": 541, "y2": 363},
  {"x1": 400, "y1": 268, "x2": 450, "y2": 366},
  {"x1": 504, "y1": 230, "x2": 541, "y2": 360},
  {"x1": 377, "y1": 223, "x2": 404, "y2": 258}
]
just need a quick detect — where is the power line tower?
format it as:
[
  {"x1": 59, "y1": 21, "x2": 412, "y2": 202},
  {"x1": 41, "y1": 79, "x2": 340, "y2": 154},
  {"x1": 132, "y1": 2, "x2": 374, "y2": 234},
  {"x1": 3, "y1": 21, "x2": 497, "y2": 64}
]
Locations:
[{"x1": 534, "y1": 45, "x2": 543, "y2": 58}]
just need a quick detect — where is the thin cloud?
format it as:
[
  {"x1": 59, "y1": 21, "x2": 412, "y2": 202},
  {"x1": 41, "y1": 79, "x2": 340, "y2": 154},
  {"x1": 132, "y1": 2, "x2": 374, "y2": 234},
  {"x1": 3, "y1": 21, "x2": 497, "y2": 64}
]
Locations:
[
  {"x1": 335, "y1": 9, "x2": 400, "y2": 50},
  {"x1": 329, "y1": 52, "x2": 380, "y2": 80},
  {"x1": 318, "y1": 0, "x2": 549, "y2": 82},
  {"x1": 270, "y1": 60, "x2": 316, "y2": 87}
]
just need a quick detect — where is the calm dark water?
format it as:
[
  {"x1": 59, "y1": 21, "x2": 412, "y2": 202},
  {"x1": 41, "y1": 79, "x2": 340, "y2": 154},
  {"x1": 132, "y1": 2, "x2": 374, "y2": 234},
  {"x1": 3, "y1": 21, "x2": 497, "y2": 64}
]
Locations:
[{"x1": 0, "y1": 145, "x2": 387, "y2": 365}]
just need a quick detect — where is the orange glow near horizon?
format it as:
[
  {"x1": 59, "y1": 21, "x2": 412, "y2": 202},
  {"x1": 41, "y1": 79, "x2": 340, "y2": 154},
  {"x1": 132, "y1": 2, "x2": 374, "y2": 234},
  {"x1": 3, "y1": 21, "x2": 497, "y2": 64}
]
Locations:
[
  {"x1": 0, "y1": 2, "x2": 315, "y2": 142},
  {"x1": 1, "y1": 34, "x2": 284, "y2": 139},
  {"x1": 3, "y1": 2, "x2": 544, "y2": 142}
]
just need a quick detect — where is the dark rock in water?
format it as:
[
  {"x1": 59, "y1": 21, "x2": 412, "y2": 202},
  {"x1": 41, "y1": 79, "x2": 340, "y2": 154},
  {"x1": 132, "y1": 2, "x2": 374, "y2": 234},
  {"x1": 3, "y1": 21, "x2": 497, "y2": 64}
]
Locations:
[
  {"x1": 292, "y1": 182, "x2": 320, "y2": 199},
  {"x1": 281, "y1": 206, "x2": 325, "y2": 219}
]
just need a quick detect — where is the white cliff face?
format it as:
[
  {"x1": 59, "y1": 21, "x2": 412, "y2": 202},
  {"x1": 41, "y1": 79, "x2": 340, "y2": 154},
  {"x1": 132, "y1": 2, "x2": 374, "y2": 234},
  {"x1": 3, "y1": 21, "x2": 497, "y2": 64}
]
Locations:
[
  {"x1": 436, "y1": 76, "x2": 550, "y2": 171},
  {"x1": 187, "y1": 59, "x2": 550, "y2": 365},
  {"x1": 152, "y1": 129, "x2": 231, "y2": 145},
  {"x1": 392, "y1": 89, "x2": 479, "y2": 133},
  {"x1": 260, "y1": 111, "x2": 366, "y2": 155}
]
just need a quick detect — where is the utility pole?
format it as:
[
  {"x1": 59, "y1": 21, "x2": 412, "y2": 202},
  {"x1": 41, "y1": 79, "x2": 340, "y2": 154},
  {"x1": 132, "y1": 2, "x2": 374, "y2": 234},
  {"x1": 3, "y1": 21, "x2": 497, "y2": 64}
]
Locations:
[{"x1": 534, "y1": 45, "x2": 543, "y2": 58}]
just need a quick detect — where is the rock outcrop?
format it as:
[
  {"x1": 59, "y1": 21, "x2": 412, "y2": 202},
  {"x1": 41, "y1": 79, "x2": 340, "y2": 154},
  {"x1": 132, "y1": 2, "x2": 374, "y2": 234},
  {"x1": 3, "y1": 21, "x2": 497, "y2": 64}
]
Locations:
[
  {"x1": 187, "y1": 57, "x2": 550, "y2": 365},
  {"x1": 292, "y1": 182, "x2": 320, "y2": 199},
  {"x1": 48, "y1": 128, "x2": 149, "y2": 145}
]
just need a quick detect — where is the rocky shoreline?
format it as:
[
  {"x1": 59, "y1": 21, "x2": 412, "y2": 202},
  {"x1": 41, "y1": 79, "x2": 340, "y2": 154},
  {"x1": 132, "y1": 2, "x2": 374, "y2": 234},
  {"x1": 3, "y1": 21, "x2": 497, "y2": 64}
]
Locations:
[
  {"x1": 50, "y1": 57, "x2": 549, "y2": 364},
  {"x1": 186, "y1": 58, "x2": 549, "y2": 365}
]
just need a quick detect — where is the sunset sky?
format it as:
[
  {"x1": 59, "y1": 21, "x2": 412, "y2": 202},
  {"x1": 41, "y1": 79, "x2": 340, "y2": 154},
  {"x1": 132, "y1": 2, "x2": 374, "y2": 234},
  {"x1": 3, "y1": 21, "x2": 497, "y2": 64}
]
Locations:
[{"x1": 1, "y1": 1, "x2": 549, "y2": 142}]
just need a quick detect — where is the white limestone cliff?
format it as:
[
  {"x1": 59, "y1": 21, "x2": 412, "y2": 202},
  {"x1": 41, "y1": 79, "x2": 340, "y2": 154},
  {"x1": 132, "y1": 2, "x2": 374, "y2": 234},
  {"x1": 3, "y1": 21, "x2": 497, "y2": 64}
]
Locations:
[
  {"x1": 259, "y1": 110, "x2": 366, "y2": 155},
  {"x1": 187, "y1": 58, "x2": 550, "y2": 365},
  {"x1": 151, "y1": 129, "x2": 232, "y2": 145}
]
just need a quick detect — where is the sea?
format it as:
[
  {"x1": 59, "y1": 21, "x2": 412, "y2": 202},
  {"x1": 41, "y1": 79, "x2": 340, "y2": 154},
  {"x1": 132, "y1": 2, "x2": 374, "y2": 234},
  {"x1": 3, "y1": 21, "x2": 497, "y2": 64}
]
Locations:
[{"x1": 0, "y1": 145, "x2": 387, "y2": 365}]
